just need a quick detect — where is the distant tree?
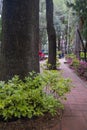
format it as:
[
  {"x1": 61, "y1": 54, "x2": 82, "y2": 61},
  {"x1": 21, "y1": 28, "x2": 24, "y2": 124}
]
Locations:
[
  {"x1": 39, "y1": 1, "x2": 47, "y2": 50},
  {"x1": 0, "y1": 17, "x2": 2, "y2": 41},
  {"x1": 74, "y1": 25, "x2": 80, "y2": 58},
  {"x1": 66, "y1": 0, "x2": 87, "y2": 44},
  {"x1": 0, "y1": 0, "x2": 39, "y2": 81},
  {"x1": 66, "y1": 0, "x2": 87, "y2": 59},
  {"x1": 46, "y1": 0, "x2": 56, "y2": 69}
]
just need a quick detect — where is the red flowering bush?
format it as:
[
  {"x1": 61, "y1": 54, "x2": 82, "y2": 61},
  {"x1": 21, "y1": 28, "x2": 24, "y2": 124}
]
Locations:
[
  {"x1": 66, "y1": 54, "x2": 87, "y2": 80},
  {"x1": 77, "y1": 61, "x2": 87, "y2": 79}
]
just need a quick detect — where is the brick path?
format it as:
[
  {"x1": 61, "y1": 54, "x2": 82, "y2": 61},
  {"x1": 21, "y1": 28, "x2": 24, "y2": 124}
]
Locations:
[{"x1": 54, "y1": 58, "x2": 87, "y2": 130}]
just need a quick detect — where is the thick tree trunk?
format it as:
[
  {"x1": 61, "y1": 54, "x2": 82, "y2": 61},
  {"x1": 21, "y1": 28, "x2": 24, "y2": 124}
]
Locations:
[
  {"x1": 46, "y1": 0, "x2": 56, "y2": 69},
  {"x1": 0, "y1": 0, "x2": 39, "y2": 81}
]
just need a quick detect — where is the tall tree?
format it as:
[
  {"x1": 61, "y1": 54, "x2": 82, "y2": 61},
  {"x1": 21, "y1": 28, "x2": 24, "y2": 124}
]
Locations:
[
  {"x1": 67, "y1": 0, "x2": 87, "y2": 59},
  {"x1": 0, "y1": 0, "x2": 39, "y2": 81},
  {"x1": 74, "y1": 25, "x2": 80, "y2": 58},
  {"x1": 46, "y1": 0, "x2": 56, "y2": 69}
]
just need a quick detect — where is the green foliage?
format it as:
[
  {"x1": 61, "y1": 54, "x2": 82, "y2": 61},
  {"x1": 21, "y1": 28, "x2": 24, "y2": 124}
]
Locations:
[
  {"x1": 42, "y1": 58, "x2": 60, "y2": 70},
  {"x1": 80, "y1": 52, "x2": 87, "y2": 59},
  {"x1": 66, "y1": 0, "x2": 87, "y2": 39},
  {"x1": 70, "y1": 58, "x2": 80, "y2": 69},
  {"x1": 65, "y1": 53, "x2": 76, "y2": 60},
  {"x1": 42, "y1": 70, "x2": 71, "y2": 97},
  {"x1": 57, "y1": 51, "x2": 62, "y2": 55},
  {"x1": 66, "y1": 53, "x2": 80, "y2": 69},
  {"x1": 0, "y1": 71, "x2": 72, "y2": 121},
  {"x1": 82, "y1": 20, "x2": 87, "y2": 39}
]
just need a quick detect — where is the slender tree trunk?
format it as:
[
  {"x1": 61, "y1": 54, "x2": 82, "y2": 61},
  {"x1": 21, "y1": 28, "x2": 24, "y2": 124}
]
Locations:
[
  {"x1": 0, "y1": 0, "x2": 39, "y2": 81},
  {"x1": 74, "y1": 25, "x2": 80, "y2": 59},
  {"x1": 46, "y1": 0, "x2": 56, "y2": 69},
  {"x1": 58, "y1": 34, "x2": 60, "y2": 51}
]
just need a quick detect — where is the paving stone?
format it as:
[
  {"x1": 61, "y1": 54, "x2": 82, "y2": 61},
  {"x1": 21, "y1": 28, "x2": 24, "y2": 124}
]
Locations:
[
  {"x1": 58, "y1": 58, "x2": 87, "y2": 130},
  {"x1": 40, "y1": 58, "x2": 87, "y2": 130},
  {"x1": 61, "y1": 117, "x2": 87, "y2": 130}
]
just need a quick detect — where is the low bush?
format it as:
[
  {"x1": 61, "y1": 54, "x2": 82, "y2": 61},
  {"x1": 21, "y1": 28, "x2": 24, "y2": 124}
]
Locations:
[
  {"x1": 65, "y1": 53, "x2": 76, "y2": 60},
  {"x1": 0, "y1": 70, "x2": 71, "y2": 121},
  {"x1": 66, "y1": 54, "x2": 87, "y2": 80},
  {"x1": 65, "y1": 54, "x2": 80, "y2": 69},
  {"x1": 77, "y1": 61, "x2": 87, "y2": 79},
  {"x1": 69, "y1": 58, "x2": 80, "y2": 69},
  {"x1": 41, "y1": 58, "x2": 60, "y2": 70},
  {"x1": 80, "y1": 52, "x2": 87, "y2": 59}
]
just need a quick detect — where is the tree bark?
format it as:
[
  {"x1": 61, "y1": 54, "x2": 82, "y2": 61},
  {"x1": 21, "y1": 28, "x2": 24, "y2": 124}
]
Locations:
[
  {"x1": 0, "y1": 0, "x2": 40, "y2": 81},
  {"x1": 74, "y1": 25, "x2": 80, "y2": 59},
  {"x1": 46, "y1": 0, "x2": 56, "y2": 69}
]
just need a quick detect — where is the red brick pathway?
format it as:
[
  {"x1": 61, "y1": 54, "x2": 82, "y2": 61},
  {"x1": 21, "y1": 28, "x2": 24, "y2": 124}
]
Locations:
[{"x1": 56, "y1": 58, "x2": 87, "y2": 130}]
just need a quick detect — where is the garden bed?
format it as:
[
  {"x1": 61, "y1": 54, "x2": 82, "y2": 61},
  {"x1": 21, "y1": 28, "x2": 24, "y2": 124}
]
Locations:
[
  {"x1": 0, "y1": 110, "x2": 63, "y2": 130},
  {"x1": 0, "y1": 70, "x2": 71, "y2": 130},
  {"x1": 65, "y1": 54, "x2": 87, "y2": 81}
]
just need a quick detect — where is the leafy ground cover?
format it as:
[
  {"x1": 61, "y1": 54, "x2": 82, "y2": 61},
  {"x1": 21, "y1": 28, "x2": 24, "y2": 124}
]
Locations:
[
  {"x1": 0, "y1": 69, "x2": 72, "y2": 130},
  {"x1": 0, "y1": 70, "x2": 71, "y2": 121}
]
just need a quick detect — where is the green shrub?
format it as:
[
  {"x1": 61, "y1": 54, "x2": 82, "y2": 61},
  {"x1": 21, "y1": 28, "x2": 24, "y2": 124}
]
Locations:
[
  {"x1": 0, "y1": 71, "x2": 71, "y2": 121},
  {"x1": 42, "y1": 70, "x2": 71, "y2": 97},
  {"x1": 41, "y1": 58, "x2": 60, "y2": 70},
  {"x1": 65, "y1": 53, "x2": 76, "y2": 60},
  {"x1": 80, "y1": 52, "x2": 87, "y2": 59},
  {"x1": 70, "y1": 58, "x2": 80, "y2": 69},
  {"x1": 65, "y1": 53, "x2": 80, "y2": 69}
]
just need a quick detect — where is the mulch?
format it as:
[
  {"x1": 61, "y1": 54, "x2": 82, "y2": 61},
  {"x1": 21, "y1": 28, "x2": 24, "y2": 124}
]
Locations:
[{"x1": 0, "y1": 110, "x2": 63, "y2": 130}]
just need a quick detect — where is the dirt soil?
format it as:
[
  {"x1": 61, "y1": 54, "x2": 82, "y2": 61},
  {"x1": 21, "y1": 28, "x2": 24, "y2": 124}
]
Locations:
[{"x1": 0, "y1": 110, "x2": 63, "y2": 130}]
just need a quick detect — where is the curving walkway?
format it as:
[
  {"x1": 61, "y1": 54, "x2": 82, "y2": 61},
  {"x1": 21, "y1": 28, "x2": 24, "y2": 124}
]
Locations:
[{"x1": 54, "y1": 58, "x2": 87, "y2": 130}]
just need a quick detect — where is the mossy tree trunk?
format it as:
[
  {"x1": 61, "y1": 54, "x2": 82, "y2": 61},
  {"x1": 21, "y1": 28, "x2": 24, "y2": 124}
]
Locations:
[
  {"x1": 46, "y1": 0, "x2": 56, "y2": 69},
  {"x1": 0, "y1": 0, "x2": 40, "y2": 81}
]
